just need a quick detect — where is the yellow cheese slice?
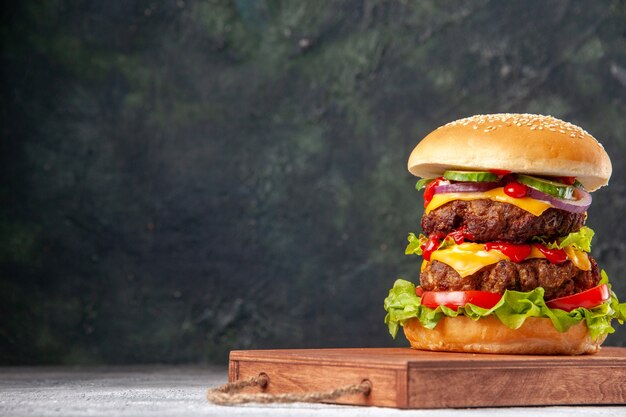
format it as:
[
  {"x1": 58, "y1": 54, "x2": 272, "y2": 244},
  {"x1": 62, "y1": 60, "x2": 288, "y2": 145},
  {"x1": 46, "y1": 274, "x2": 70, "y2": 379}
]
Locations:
[
  {"x1": 427, "y1": 243, "x2": 591, "y2": 277},
  {"x1": 425, "y1": 187, "x2": 552, "y2": 216},
  {"x1": 429, "y1": 243, "x2": 508, "y2": 277},
  {"x1": 563, "y1": 246, "x2": 591, "y2": 271},
  {"x1": 529, "y1": 245, "x2": 590, "y2": 271}
]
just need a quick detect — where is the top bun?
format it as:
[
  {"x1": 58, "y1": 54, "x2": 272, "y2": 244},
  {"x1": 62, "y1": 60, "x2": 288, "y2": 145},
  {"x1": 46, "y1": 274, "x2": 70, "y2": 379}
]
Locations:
[{"x1": 408, "y1": 114, "x2": 612, "y2": 192}]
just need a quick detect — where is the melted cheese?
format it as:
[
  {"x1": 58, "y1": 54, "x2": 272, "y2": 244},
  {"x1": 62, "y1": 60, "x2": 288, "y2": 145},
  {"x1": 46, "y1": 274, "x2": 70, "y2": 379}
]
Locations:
[
  {"x1": 428, "y1": 243, "x2": 591, "y2": 277},
  {"x1": 425, "y1": 187, "x2": 552, "y2": 216},
  {"x1": 430, "y1": 243, "x2": 508, "y2": 277},
  {"x1": 563, "y1": 246, "x2": 591, "y2": 271}
]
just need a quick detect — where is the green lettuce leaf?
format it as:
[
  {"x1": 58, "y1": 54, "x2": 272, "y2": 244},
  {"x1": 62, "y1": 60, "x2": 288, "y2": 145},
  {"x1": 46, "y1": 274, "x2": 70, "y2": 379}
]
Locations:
[
  {"x1": 404, "y1": 233, "x2": 455, "y2": 257},
  {"x1": 533, "y1": 226, "x2": 595, "y2": 252},
  {"x1": 405, "y1": 233, "x2": 425, "y2": 256},
  {"x1": 384, "y1": 273, "x2": 626, "y2": 341}
]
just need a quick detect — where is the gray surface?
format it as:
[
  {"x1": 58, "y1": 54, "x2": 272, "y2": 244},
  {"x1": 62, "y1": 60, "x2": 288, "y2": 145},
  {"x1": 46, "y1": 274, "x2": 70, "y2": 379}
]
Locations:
[{"x1": 0, "y1": 367, "x2": 625, "y2": 417}]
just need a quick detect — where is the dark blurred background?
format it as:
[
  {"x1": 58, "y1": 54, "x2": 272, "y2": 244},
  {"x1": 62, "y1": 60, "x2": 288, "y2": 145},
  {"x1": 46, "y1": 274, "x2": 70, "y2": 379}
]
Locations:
[{"x1": 2, "y1": 0, "x2": 626, "y2": 365}]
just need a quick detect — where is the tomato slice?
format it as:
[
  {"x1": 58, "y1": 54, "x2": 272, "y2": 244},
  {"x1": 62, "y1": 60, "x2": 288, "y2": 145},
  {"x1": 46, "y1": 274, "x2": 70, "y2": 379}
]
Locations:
[
  {"x1": 415, "y1": 286, "x2": 424, "y2": 297},
  {"x1": 421, "y1": 290, "x2": 502, "y2": 311},
  {"x1": 545, "y1": 284, "x2": 610, "y2": 312}
]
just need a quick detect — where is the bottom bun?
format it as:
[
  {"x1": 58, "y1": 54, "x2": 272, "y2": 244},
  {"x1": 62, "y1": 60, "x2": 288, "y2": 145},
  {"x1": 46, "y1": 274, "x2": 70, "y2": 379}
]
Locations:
[{"x1": 403, "y1": 316, "x2": 606, "y2": 355}]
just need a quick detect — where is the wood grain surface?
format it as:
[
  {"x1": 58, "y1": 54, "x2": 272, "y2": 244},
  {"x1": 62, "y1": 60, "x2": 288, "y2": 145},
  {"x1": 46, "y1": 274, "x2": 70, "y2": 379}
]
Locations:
[{"x1": 229, "y1": 347, "x2": 626, "y2": 408}]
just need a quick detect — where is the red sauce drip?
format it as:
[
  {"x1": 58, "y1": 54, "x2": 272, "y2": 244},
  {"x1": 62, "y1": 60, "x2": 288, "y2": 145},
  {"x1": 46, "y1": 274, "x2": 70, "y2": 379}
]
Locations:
[
  {"x1": 421, "y1": 228, "x2": 475, "y2": 261},
  {"x1": 503, "y1": 181, "x2": 528, "y2": 198},
  {"x1": 421, "y1": 232, "x2": 445, "y2": 261},
  {"x1": 447, "y1": 226, "x2": 475, "y2": 244},
  {"x1": 484, "y1": 242, "x2": 532, "y2": 263},
  {"x1": 489, "y1": 169, "x2": 512, "y2": 176},
  {"x1": 534, "y1": 244, "x2": 568, "y2": 264},
  {"x1": 423, "y1": 177, "x2": 444, "y2": 208}
]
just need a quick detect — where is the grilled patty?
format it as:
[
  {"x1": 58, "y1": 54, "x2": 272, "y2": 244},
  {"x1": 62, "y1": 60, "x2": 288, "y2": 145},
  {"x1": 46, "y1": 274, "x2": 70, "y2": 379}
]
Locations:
[
  {"x1": 421, "y1": 199, "x2": 585, "y2": 243},
  {"x1": 420, "y1": 257, "x2": 599, "y2": 300}
]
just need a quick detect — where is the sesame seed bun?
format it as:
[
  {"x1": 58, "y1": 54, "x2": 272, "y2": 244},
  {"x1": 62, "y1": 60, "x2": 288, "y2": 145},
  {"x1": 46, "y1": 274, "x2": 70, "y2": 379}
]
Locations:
[
  {"x1": 403, "y1": 316, "x2": 606, "y2": 355},
  {"x1": 408, "y1": 114, "x2": 612, "y2": 192}
]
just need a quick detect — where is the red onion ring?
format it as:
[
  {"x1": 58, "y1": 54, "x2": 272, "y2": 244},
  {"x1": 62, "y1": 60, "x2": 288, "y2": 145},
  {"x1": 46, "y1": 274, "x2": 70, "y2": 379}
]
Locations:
[
  {"x1": 433, "y1": 181, "x2": 502, "y2": 194},
  {"x1": 525, "y1": 186, "x2": 591, "y2": 213},
  {"x1": 432, "y1": 180, "x2": 592, "y2": 213}
]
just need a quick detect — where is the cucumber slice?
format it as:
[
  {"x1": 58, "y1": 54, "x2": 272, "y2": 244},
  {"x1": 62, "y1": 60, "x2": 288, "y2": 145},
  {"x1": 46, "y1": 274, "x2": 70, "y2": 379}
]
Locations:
[
  {"x1": 517, "y1": 175, "x2": 575, "y2": 199},
  {"x1": 415, "y1": 178, "x2": 435, "y2": 191},
  {"x1": 443, "y1": 170, "x2": 499, "y2": 182},
  {"x1": 573, "y1": 179, "x2": 586, "y2": 190}
]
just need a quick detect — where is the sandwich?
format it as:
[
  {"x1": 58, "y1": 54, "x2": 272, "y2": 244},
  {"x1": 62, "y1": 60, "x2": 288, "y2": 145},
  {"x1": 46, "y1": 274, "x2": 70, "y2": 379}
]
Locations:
[{"x1": 384, "y1": 113, "x2": 626, "y2": 354}]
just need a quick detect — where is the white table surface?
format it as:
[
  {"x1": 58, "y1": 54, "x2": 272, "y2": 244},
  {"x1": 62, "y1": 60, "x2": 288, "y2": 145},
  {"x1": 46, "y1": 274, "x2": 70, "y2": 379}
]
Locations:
[{"x1": 1, "y1": 366, "x2": 624, "y2": 417}]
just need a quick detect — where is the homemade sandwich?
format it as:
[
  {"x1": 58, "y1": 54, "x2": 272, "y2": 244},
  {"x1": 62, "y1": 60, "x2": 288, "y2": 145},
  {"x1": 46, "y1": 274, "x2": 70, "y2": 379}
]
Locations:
[{"x1": 384, "y1": 113, "x2": 626, "y2": 354}]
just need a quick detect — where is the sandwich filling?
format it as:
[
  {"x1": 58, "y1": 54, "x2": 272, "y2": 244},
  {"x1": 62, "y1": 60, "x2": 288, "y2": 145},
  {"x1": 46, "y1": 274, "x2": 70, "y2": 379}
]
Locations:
[{"x1": 385, "y1": 170, "x2": 626, "y2": 340}]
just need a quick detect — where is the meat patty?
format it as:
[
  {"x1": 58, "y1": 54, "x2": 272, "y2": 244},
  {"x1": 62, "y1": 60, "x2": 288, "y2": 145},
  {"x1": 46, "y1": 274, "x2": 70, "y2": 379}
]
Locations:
[
  {"x1": 421, "y1": 199, "x2": 585, "y2": 243},
  {"x1": 420, "y1": 257, "x2": 599, "y2": 300}
]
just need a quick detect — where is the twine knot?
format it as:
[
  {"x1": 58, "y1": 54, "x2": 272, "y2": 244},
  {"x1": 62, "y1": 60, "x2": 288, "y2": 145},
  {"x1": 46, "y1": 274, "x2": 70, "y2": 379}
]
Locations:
[{"x1": 207, "y1": 373, "x2": 372, "y2": 405}]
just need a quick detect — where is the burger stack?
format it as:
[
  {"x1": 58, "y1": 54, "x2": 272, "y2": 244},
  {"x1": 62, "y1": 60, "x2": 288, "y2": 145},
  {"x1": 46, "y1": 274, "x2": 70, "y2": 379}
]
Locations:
[{"x1": 384, "y1": 113, "x2": 626, "y2": 355}]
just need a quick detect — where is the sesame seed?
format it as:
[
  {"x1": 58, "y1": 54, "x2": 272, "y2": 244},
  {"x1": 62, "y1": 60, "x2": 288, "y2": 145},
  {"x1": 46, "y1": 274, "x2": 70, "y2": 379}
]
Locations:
[{"x1": 440, "y1": 113, "x2": 596, "y2": 143}]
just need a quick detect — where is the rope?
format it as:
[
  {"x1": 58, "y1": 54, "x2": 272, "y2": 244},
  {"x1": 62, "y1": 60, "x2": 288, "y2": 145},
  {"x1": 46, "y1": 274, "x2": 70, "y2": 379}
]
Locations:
[{"x1": 206, "y1": 373, "x2": 372, "y2": 405}]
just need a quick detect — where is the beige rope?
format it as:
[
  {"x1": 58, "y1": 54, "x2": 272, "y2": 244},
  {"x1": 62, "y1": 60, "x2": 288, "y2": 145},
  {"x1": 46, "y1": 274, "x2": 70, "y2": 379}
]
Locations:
[{"x1": 207, "y1": 373, "x2": 372, "y2": 405}]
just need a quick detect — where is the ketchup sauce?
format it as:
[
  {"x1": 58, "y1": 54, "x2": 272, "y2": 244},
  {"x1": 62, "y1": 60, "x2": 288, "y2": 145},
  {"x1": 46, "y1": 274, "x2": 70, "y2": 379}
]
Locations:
[
  {"x1": 447, "y1": 226, "x2": 475, "y2": 244},
  {"x1": 533, "y1": 244, "x2": 568, "y2": 264},
  {"x1": 503, "y1": 181, "x2": 528, "y2": 198},
  {"x1": 421, "y1": 232, "x2": 445, "y2": 261},
  {"x1": 483, "y1": 242, "x2": 568, "y2": 264},
  {"x1": 484, "y1": 242, "x2": 532, "y2": 262},
  {"x1": 423, "y1": 177, "x2": 444, "y2": 208}
]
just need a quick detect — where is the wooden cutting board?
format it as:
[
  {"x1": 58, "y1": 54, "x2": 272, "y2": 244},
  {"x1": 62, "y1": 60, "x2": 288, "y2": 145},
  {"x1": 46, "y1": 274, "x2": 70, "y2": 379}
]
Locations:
[{"x1": 229, "y1": 347, "x2": 626, "y2": 408}]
